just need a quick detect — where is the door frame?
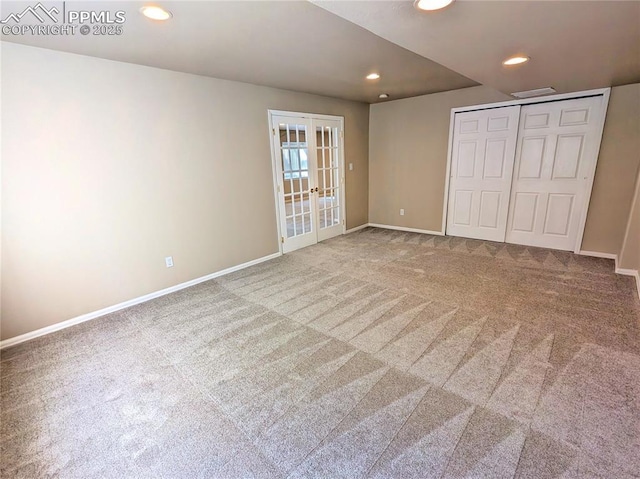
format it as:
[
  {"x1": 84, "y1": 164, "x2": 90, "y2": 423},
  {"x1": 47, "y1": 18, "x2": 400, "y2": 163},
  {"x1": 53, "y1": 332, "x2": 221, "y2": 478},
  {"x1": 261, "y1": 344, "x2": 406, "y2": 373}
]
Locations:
[
  {"x1": 268, "y1": 110, "x2": 346, "y2": 254},
  {"x1": 442, "y1": 87, "x2": 611, "y2": 253}
]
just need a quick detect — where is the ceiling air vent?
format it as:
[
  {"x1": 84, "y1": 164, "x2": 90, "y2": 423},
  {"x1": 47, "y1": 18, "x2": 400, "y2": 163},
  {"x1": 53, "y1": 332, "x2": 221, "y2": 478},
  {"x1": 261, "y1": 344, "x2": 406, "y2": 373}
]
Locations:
[{"x1": 511, "y1": 87, "x2": 556, "y2": 99}]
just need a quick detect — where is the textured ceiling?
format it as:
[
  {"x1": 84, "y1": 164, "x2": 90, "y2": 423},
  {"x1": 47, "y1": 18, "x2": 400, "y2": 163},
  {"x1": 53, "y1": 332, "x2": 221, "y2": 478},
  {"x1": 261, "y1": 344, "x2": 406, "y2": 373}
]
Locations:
[
  {"x1": 0, "y1": 1, "x2": 476, "y2": 103},
  {"x1": 314, "y1": 0, "x2": 640, "y2": 96},
  {"x1": 2, "y1": 1, "x2": 638, "y2": 103}
]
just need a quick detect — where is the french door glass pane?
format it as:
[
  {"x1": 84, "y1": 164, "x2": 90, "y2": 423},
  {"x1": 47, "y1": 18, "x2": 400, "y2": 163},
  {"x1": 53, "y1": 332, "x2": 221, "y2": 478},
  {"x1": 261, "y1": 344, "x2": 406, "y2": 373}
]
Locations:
[
  {"x1": 280, "y1": 123, "x2": 312, "y2": 238},
  {"x1": 316, "y1": 125, "x2": 340, "y2": 229}
]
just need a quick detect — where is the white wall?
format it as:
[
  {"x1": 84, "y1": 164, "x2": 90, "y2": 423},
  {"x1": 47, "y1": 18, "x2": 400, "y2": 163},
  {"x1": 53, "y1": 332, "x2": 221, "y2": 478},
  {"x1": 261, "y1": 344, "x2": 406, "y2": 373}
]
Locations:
[
  {"x1": 582, "y1": 83, "x2": 640, "y2": 255},
  {"x1": 1, "y1": 43, "x2": 370, "y2": 340},
  {"x1": 368, "y1": 86, "x2": 510, "y2": 231},
  {"x1": 369, "y1": 83, "x2": 640, "y2": 261},
  {"x1": 619, "y1": 168, "x2": 640, "y2": 272}
]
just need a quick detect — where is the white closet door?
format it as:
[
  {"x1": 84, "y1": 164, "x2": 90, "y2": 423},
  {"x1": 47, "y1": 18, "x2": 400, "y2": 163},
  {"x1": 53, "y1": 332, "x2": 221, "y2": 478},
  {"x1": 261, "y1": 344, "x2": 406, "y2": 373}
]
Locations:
[
  {"x1": 505, "y1": 97, "x2": 605, "y2": 251},
  {"x1": 447, "y1": 106, "x2": 521, "y2": 242}
]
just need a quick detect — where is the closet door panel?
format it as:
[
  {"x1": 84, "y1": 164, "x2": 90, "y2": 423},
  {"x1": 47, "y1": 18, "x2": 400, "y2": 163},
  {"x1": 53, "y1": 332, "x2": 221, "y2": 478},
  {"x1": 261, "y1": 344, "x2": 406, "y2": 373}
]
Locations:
[
  {"x1": 446, "y1": 106, "x2": 521, "y2": 242},
  {"x1": 505, "y1": 96, "x2": 605, "y2": 251}
]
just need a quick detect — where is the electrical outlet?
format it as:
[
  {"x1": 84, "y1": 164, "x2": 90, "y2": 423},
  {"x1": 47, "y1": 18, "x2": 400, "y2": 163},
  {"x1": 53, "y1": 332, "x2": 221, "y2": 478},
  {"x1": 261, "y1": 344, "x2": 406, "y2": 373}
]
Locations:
[
  {"x1": 400, "y1": 209, "x2": 405, "y2": 216},
  {"x1": 165, "y1": 256, "x2": 174, "y2": 268},
  {"x1": 349, "y1": 163, "x2": 354, "y2": 171}
]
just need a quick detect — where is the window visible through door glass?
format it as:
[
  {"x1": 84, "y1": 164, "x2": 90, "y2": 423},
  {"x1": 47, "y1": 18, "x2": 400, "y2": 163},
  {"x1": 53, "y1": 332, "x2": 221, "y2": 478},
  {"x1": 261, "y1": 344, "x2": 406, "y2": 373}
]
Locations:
[{"x1": 282, "y1": 143, "x2": 308, "y2": 179}]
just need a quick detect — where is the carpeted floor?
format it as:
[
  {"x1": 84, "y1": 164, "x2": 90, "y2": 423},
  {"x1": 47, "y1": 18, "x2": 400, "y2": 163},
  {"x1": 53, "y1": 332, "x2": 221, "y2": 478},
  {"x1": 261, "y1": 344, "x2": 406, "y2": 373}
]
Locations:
[{"x1": 2, "y1": 227, "x2": 639, "y2": 478}]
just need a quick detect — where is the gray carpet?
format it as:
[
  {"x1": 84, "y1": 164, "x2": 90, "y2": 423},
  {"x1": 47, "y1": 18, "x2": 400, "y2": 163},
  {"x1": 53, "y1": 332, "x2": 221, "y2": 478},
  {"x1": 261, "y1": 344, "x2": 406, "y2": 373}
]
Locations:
[{"x1": 2, "y1": 227, "x2": 639, "y2": 478}]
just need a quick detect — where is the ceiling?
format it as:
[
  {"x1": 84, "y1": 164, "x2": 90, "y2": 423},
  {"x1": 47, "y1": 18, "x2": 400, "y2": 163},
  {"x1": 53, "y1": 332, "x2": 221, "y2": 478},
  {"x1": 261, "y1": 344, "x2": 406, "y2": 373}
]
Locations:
[
  {"x1": 314, "y1": 0, "x2": 640, "y2": 98},
  {"x1": 1, "y1": 1, "x2": 639, "y2": 104}
]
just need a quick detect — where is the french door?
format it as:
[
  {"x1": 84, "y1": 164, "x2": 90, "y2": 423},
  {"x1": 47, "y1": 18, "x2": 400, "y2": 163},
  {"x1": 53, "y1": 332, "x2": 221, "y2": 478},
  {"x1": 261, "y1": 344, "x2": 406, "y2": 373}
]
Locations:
[{"x1": 270, "y1": 112, "x2": 345, "y2": 254}]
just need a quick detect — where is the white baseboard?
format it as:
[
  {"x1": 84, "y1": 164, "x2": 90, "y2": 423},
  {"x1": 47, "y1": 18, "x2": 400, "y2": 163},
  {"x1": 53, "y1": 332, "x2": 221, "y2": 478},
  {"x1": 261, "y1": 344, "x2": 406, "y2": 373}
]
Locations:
[
  {"x1": 578, "y1": 250, "x2": 618, "y2": 260},
  {"x1": 0, "y1": 252, "x2": 282, "y2": 350},
  {"x1": 615, "y1": 267, "x2": 640, "y2": 300},
  {"x1": 345, "y1": 223, "x2": 370, "y2": 234},
  {"x1": 578, "y1": 250, "x2": 639, "y2": 299},
  {"x1": 368, "y1": 223, "x2": 444, "y2": 236}
]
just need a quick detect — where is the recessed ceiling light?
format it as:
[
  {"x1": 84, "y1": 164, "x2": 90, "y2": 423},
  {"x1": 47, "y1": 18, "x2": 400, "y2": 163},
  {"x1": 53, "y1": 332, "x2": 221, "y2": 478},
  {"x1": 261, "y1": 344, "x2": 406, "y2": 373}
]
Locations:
[
  {"x1": 414, "y1": 0, "x2": 455, "y2": 11},
  {"x1": 366, "y1": 73, "x2": 380, "y2": 80},
  {"x1": 503, "y1": 56, "x2": 530, "y2": 66},
  {"x1": 378, "y1": 94, "x2": 389, "y2": 99},
  {"x1": 140, "y1": 5, "x2": 172, "y2": 21}
]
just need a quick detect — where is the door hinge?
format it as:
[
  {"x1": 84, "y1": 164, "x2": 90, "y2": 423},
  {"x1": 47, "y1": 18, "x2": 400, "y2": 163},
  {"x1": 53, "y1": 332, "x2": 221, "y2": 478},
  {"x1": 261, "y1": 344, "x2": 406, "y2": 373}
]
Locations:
[
  {"x1": 277, "y1": 185, "x2": 281, "y2": 192},
  {"x1": 340, "y1": 131, "x2": 344, "y2": 138},
  {"x1": 272, "y1": 128, "x2": 276, "y2": 135},
  {"x1": 281, "y1": 236, "x2": 285, "y2": 244}
]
